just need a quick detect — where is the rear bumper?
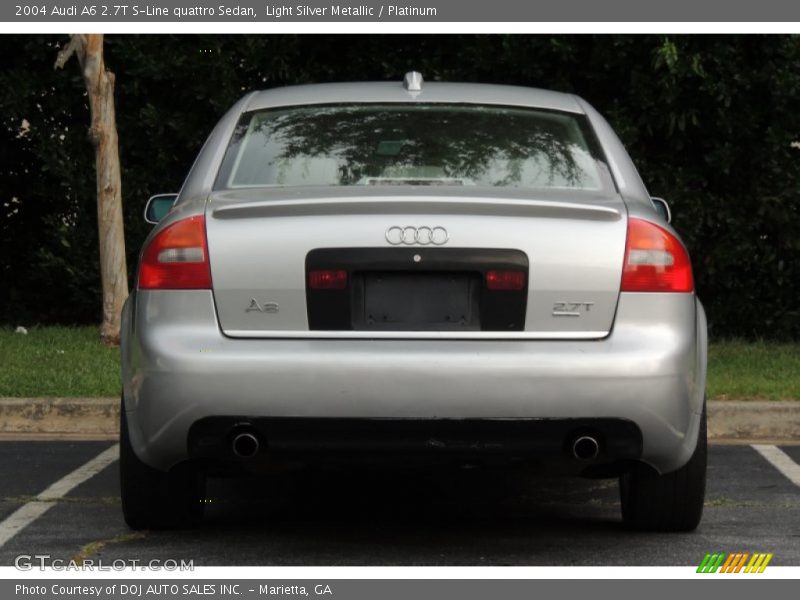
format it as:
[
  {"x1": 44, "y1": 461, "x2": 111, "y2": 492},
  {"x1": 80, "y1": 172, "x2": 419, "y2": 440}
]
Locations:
[
  {"x1": 188, "y1": 417, "x2": 643, "y2": 475},
  {"x1": 121, "y1": 291, "x2": 707, "y2": 474}
]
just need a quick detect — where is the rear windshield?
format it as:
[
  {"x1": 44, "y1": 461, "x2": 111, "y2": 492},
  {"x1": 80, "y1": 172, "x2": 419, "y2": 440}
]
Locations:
[{"x1": 215, "y1": 104, "x2": 609, "y2": 191}]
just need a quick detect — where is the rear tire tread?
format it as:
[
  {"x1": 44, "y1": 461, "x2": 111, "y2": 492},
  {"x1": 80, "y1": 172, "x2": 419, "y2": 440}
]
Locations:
[
  {"x1": 120, "y1": 401, "x2": 205, "y2": 530},
  {"x1": 620, "y1": 406, "x2": 706, "y2": 532}
]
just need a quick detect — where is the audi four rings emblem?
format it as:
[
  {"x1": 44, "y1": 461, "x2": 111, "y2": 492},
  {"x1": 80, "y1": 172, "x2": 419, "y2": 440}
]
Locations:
[{"x1": 385, "y1": 226, "x2": 449, "y2": 246}]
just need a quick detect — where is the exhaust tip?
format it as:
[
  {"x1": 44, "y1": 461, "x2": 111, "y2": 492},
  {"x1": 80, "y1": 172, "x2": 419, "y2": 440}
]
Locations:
[
  {"x1": 572, "y1": 435, "x2": 600, "y2": 461},
  {"x1": 231, "y1": 431, "x2": 260, "y2": 459}
]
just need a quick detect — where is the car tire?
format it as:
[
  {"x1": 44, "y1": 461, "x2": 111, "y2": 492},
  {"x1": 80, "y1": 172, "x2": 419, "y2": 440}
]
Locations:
[
  {"x1": 619, "y1": 404, "x2": 706, "y2": 532},
  {"x1": 120, "y1": 400, "x2": 205, "y2": 530}
]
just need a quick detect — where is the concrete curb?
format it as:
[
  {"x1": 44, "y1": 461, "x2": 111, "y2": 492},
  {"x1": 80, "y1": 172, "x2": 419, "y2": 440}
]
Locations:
[
  {"x1": 0, "y1": 398, "x2": 798, "y2": 441},
  {"x1": 0, "y1": 397, "x2": 119, "y2": 436},
  {"x1": 707, "y1": 400, "x2": 800, "y2": 441}
]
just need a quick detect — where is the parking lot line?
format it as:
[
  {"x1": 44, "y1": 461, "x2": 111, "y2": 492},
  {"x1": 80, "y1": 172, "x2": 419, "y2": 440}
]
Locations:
[
  {"x1": 0, "y1": 443, "x2": 118, "y2": 549},
  {"x1": 751, "y1": 444, "x2": 800, "y2": 487}
]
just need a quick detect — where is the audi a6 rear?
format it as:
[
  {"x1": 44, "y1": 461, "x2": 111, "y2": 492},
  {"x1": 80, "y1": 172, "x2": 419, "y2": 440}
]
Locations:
[{"x1": 120, "y1": 73, "x2": 707, "y2": 532}]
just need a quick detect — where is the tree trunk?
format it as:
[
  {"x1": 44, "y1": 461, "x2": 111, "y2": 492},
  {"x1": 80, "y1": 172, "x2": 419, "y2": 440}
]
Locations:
[{"x1": 55, "y1": 35, "x2": 128, "y2": 346}]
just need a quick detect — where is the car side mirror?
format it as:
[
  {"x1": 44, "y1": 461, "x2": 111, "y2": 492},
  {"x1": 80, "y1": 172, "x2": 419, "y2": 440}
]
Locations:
[
  {"x1": 144, "y1": 194, "x2": 178, "y2": 224},
  {"x1": 651, "y1": 197, "x2": 672, "y2": 223}
]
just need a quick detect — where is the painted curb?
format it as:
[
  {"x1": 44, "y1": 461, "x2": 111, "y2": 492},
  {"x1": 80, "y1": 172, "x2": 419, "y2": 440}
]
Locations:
[{"x1": 0, "y1": 398, "x2": 798, "y2": 440}]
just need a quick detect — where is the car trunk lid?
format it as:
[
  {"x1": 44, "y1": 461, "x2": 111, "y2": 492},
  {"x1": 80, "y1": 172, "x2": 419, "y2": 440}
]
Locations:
[{"x1": 205, "y1": 188, "x2": 627, "y2": 339}]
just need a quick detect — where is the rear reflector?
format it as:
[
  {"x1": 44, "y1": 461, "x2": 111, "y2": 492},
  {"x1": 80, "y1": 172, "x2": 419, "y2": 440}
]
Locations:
[
  {"x1": 309, "y1": 270, "x2": 348, "y2": 290},
  {"x1": 486, "y1": 270, "x2": 526, "y2": 291},
  {"x1": 138, "y1": 215, "x2": 211, "y2": 289},
  {"x1": 621, "y1": 218, "x2": 693, "y2": 293}
]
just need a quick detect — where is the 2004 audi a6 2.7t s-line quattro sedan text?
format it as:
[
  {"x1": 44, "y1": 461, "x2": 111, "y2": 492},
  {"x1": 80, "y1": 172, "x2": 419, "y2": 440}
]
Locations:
[{"x1": 121, "y1": 72, "x2": 707, "y2": 532}]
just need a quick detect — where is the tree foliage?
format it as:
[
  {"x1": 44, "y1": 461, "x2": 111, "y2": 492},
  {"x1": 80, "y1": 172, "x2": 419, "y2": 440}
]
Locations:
[{"x1": 1, "y1": 35, "x2": 798, "y2": 338}]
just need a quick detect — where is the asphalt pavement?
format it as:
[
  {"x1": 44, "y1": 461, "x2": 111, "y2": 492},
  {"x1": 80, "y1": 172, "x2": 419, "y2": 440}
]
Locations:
[{"x1": 0, "y1": 441, "x2": 798, "y2": 566}]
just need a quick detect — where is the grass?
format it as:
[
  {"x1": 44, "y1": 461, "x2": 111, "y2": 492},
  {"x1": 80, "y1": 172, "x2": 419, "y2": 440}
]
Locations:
[
  {"x1": 706, "y1": 339, "x2": 800, "y2": 401},
  {"x1": 0, "y1": 327, "x2": 798, "y2": 400},
  {"x1": 0, "y1": 326, "x2": 120, "y2": 397}
]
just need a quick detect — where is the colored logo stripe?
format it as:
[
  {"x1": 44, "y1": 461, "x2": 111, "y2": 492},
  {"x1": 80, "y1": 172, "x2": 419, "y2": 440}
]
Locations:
[
  {"x1": 745, "y1": 553, "x2": 773, "y2": 573},
  {"x1": 720, "y1": 553, "x2": 736, "y2": 572},
  {"x1": 697, "y1": 553, "x2": 726, "y2": 573},
  {"x1": 698, "y1": 552, "x2": 772, "y2": 573},
  {"x1": 732, "y1": 553, "x2": 749, "y2": 573},
  {"x1": 697, "y1": 552, "x2": 773, "y2": 573},
  {"x1": 697, "y1": 554, "x2": 712, "y2": 573},
  {"x1": 758, "y1": 554, "x2": 774, "y2": 573}
]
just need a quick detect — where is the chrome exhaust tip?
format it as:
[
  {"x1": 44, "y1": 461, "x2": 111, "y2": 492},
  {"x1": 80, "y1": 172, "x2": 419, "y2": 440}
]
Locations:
[
  {"x1": 231, "y1": 431, "x2": 260, "y2": 459},
  {"x1": 572, "y1": 435, "x2": 600, "y2": 461}
]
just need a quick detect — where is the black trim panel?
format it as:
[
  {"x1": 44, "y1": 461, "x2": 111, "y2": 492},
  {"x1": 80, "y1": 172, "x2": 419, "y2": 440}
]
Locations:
[
  {"x1": 188, "y1": 417, "x2": 643, "y2": 471},
  {"x1": 306, "y1": 247, "x2": 528, "y2": 331}
]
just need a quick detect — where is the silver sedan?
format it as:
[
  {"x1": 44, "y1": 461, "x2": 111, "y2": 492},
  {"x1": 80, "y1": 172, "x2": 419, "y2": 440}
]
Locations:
[{"x1": 121, "y1": 72, "x2": 707, "y2": 532}]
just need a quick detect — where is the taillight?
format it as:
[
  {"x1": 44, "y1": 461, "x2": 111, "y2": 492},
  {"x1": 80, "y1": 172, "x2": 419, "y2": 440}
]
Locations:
[
  {"x1": 138, "y1": 215, "x2": 211, "y2": 289},
  {"x1": 486, "y1": 270, "x2": 526, "y2": 291},
  {"x1": 308, "y1": 270, "x2": 348, "y2": 290},
  {"x1": 621, "y1": 218, "x2": 693, "y2": 293}
]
